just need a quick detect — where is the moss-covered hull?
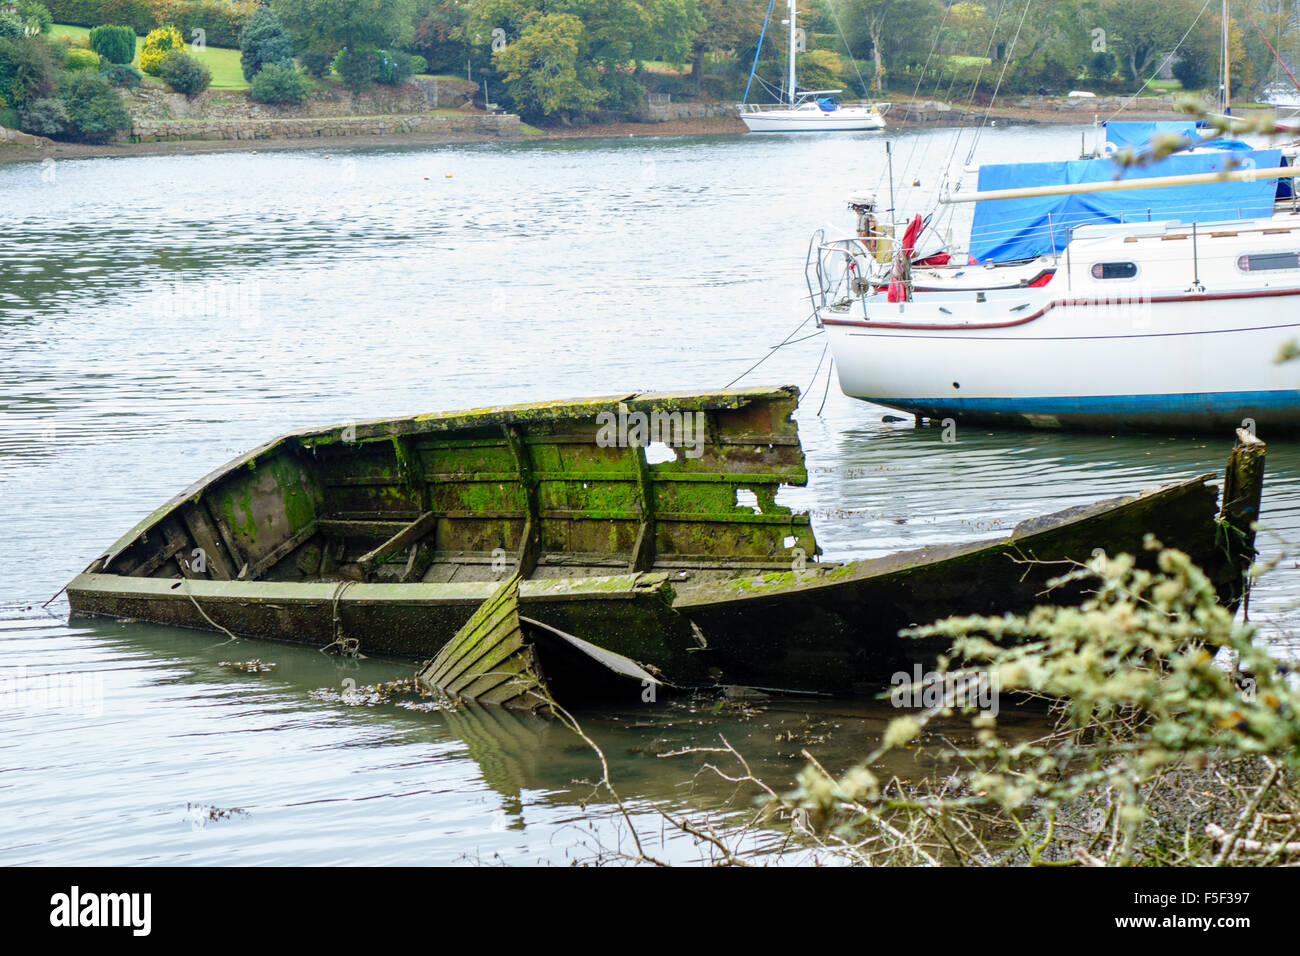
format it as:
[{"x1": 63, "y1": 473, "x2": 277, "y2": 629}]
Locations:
[{"x1": 65, "y1": 390, "x2": 1263, "y2": 695}]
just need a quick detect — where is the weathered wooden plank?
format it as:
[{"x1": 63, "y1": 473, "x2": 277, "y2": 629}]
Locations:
[
  {"x1": 129, "y1": 528, "x2": 190, "y2": 578},
  {"x1": 356, "y1": 511, "x2": 438, "y2": 576},
  {"x1": 503, "y1": 425, "x2": 539, "y2": 578},
  {"x1": 180, "y1": 503, "x2": 234, "y2": 580},
  {"x1": 241, "y1": 521, "x2": 319, "y2": 581}
]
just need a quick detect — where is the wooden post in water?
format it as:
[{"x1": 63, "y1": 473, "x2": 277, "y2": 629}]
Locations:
[{"x1": 1218, "y1": 428, "x2": 1267, "y2": 609}]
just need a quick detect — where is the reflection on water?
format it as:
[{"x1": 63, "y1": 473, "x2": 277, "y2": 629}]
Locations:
[{"x1": 2, "y1": 126, "x2": 1298, "y2": 863}]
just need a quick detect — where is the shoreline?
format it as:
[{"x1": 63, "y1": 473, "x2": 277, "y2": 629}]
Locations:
[{"x1": 0, "y1": 105, "x2": 1193, "y2": 165}]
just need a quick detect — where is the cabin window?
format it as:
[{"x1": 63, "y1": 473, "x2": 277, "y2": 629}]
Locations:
[
  {"x1": 1236, "y1": 253, "x2": 1300, "y2": 272},
  {"x1": 1090, "y1": 261, "x2": 1138, "y2": 279}
]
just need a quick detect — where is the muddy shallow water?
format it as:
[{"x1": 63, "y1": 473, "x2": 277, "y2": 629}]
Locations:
[{"x1": 2, "y1": 125, "x2": 1297, "y2": 864}]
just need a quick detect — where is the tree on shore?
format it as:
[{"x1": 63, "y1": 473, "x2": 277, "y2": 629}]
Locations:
[
  {"x1": 240, "y1": 4, "x2": 295, "y2": 82},
  {"x1": 271, "y1": 0, "x2": 415, "y2": 87}
]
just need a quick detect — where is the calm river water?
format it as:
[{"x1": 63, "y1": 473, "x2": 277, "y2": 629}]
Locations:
[{"x1": 2, "y1": 125, "x2": 1297, "y2": 864}]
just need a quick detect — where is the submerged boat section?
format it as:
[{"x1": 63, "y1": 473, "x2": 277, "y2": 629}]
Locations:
[{"x1": 66, "y1": 389, "x2": 1266, "y2": 699}]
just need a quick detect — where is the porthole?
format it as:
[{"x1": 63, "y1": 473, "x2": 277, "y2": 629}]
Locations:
[
  {"x1": 1236, "y1": 253, "x2": 1300, "y2": 272},
  {"x1": 1090, "y1": 262, "x2": 1138, "y2": 279}
]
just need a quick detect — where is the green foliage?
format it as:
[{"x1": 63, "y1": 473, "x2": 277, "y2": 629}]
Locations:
[
  {"x1": 270, "y1": 0, "x2": 415, "y2": 60},
  {"x1": 297, "y1": 46, "x2": 331, "y2": 77},
  {"x1": 247, "y1": 60, "x2": 308, "y2": 103},
  {"x1": 410, "y1": 0, "x2": 469, "y2": 74},
  {"x1": 62, "y1": 45, "x2": 100, "y2": 71},
  {"x1": 58, "y1": 68, "x2": 130, "y2": 141},
  {"x1": 18, "y1": 94, "x2": 67, "y2": 134},
  {"x1": 88, "y1": 24, "x2": 135, "y2": 64},
  {"x1": 779, "y1": 543, "x2": 1300, "y2": 865},
  {"x1": 45, "y1": 1, "x2": 258, "y2": 47},
  {"x1": 98, "y1": 59, "x2": 142, "y2": 86},
  {"x1": 139, "y1": 25, "x2": 183, "y2": 76},
  {"x1": 159, "y1": 48, "x2": 210, "y2": 93},
  {"x1": 798, "y1": 48, "x2": 845, "y2": 91},
  {"x1": 492, "y1": 11, "x2": 605, "y2": 120},
  {"x1": 0, "y1": 34, "x2": 58, "y2": 111},
  {"x1": 0, "y1": 12, "x2": 25, "y2": 40},
  {"x1": 332, "y1": 46, "x2": 378, "y2": 90},
  {"x1": 239, "y1": 3, "x2": 293, "y2": 81},
  {"x1": 374, "y1": 48, "x2": 415, "y2": 84},
  {"x1": 17, "y1": 2, "x2": 54, "y2": 35}
]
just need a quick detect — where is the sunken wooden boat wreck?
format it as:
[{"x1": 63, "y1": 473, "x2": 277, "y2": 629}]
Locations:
[{"x1": 66, "y1": 388, "x2": 1265, "y2": 702}]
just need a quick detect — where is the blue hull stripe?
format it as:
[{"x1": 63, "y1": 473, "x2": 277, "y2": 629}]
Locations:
[{"x1": 861, "y1": 389, "x2": 1300, "y2": 429}]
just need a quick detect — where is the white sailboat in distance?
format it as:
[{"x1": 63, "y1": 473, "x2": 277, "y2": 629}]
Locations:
[{"x1": 738, "y1": 0, "x2": 888, "y2": 132}]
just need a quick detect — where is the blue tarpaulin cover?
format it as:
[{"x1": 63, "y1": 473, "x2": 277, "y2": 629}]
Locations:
[
  {"x1": 967, "y1": 148, "x2": 1282, "y2": 262},
  {"x1": 1104, "y1": 120, "x2": 1198, "y2": 152},
  {"x1": 817, "y1": 97, "x2": 839, "y2": 112}
]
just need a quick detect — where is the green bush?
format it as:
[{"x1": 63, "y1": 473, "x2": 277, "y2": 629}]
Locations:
[
  {"x1": 0, "y1": 12, "x2": 25, "y2": 40},
  {"x1": 58, "y1": 69, "x2": 129, "y2": 142},
  {"x1": 98, "y1": 61, "x2": 142, "y2": 87},
  {"x1": 1172, "y1": 54, "x2": 1213, "y2": 92},
  {"x1": 158, "y1": 49, "x2": 210, "y2": 94},
  {"x1": 238, "y1": 3, "x2": 292, "y2": 81},
  {"x1": 374, "y1": 49, "x2": 415, "y2": 86},
  {"x1": 18, "y1": 95, "x2": 67, "y2": 135},
  {"x1": 298, "y1": 46, "x2": 331, "y2": 78},
  {"x1": 63, "y1": 46, "x2": 100, "y2": 72},
  {"x1": 333, "y1": 47, "x2": 378, "y2": 91},
  {"x1": 248, "y1": 61, "x2": 307, "y2": 103},
  {"x1": 17, "y1": 3, "x2": 53, "y2": 35},
  {"x1": 88, "y1": 24, "x2": 136, "y2": 65},
  {"x1": 0, "y1": 35, "x2": 59, "y2": 110}
]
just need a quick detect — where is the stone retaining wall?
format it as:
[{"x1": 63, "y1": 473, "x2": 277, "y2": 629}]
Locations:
[
  {"x1": 126, "y1": 112, "x2": 521, "y2": 143},
  {"x1": 644, "y1": 101, "x2": 739, "y2": 121}
]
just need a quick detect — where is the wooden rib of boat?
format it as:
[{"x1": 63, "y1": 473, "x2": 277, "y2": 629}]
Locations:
[{"x1": 65, "y1": 388, "x2": 1265, "y2": 695}]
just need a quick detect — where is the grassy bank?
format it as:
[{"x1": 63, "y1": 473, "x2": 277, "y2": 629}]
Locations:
[{"x1": 50, "y1": 23, "x2": 249, "y2": 90}]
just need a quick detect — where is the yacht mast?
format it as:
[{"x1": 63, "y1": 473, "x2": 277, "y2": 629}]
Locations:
[
  {"x1": 1222, "y1": 0, "x2": 1232, "y2": 113},
  {"x1": 787, "y1": 0, "x2": 798, "y2": 107}
]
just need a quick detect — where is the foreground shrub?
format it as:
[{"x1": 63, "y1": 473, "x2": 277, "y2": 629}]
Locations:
[
  {"x1": 248, "y1": 62, "x2": 307, "y2": 104},
  {"x1": 773, "y1": 541, "x2": 1300, "y2": 866},
  {"x1": 88, "y1": 24, "x2": 136, "y2": 65},
  {"x1": 18, "y1": 95, "x2": 66, "y2": 135},
  {"x1": 159, "y1": 49, "x2": 210, "y2": 94},
  {"x1": 139, "y1": 25, "x2": 183, "y2": 76},
  {"x1": 99, "y1": 61, "x2": 142, "y2": 88},
  {"x1": 238, "y1": 4, "x2": 292, "y2": 82},
  {"x1": 62, "y1": 46, "x2": 100, "y2": 72},
  {"x1": 58, "y1": 70, "x2": 130, "y2": 142}
]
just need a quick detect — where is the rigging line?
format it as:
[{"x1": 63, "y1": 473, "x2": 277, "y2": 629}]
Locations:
[
  {"x1": 1238, "y1": 0, "x2": 1300, "y2": 95},
  {"x1": 826, "y1": 0, "x2": 872, "y2": 98},
  {"x1": 798, "y1": 341, "x2": 830, "y2": 409},
  {"x1": 966, "y1": 0, "x2": 1035, "y2": 165},
  {"x1": 725, "y1": 314, "x2": 813, "y2": 388},
  {"x1": 934, "y1": 0, "x2": 1013, "y2": 194},
  {"x1": 817, "y1": 357, "x2": 835, "y2": 415},
  {"x1": 895, "y1": 2, "x2": 956, "y2": 174},
  {"x1": 1103, "y1": 0, "x2": 1214, "y2": 123},
  {"x1": 743, "y1": 0, "x2": 779, "y2": 105}
]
